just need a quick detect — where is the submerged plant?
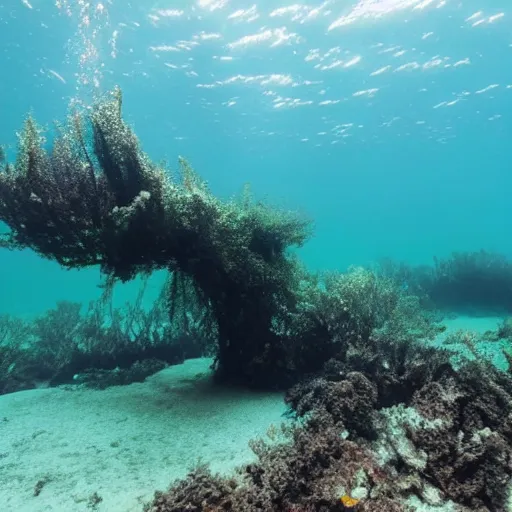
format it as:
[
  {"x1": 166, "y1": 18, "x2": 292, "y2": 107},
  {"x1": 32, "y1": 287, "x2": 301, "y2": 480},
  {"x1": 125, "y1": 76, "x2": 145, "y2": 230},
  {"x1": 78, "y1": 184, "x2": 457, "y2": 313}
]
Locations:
[
  {"x1": 379, "y1": 251, "x2": 512, "y2": 315},
  {"x1": 0, "y1": 89, "x2": 311, "y2": 388}
]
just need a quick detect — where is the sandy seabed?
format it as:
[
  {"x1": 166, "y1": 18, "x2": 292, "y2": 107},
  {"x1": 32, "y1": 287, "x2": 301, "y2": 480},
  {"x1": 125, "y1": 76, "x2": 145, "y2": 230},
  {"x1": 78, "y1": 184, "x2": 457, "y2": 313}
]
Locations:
[{"x1": 0, "y1": 358, "x2": 287, "y2": 512}]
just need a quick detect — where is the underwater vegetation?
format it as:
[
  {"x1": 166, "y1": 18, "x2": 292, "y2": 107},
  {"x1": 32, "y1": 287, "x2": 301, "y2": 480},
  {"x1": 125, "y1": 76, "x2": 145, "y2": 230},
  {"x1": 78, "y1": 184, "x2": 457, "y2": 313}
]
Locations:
[
  {"x1": 2, "y1": 90, "x2": 512, "y2": 511},
  {"x1": 378, "y1": 251, "x2": 512, "y2": 315},
  {"x1": 0, "y1": 87, "x2": 312, "y2": 389},
  {"x1": 146, "y1": 344, "x2": 512, "y2": 512},
  {"x1": 0, "y1": 273, "x2": 215, "y2": 394}
]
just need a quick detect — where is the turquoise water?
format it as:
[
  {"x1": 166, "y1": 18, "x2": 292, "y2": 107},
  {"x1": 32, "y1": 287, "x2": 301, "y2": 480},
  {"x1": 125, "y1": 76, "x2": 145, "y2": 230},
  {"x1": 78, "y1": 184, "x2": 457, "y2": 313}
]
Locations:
[
  {"x1": 0, "y1": 0, "x2": 511, "y2": 316},
  {"x1": 2, "y1": 4, "x2": 512, "y2": 511}
]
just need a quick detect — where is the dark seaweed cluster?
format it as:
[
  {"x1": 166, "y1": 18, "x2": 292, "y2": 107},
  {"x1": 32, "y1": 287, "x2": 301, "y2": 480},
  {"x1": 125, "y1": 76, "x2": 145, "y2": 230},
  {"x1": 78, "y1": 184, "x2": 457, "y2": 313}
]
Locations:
[
  {"x1": 146, "y1": 339, "x2": 512, "y2": 512},
  {"x1": 378, "y1": 251, "x2": 512, "y2": 315},
  {"x1": 0, "y1": 89, "x2": 311, "y2": 388},
  {"x1": 0, "y1": 274, "x2": 215, "y2": 394}
]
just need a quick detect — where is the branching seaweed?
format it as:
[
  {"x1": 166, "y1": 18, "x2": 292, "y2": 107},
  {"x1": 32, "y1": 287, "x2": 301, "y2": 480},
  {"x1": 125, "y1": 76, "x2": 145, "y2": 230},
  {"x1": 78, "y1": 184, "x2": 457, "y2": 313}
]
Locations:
[{"x1": 0, "y1": 89, "x2": 311, "y2": 388}]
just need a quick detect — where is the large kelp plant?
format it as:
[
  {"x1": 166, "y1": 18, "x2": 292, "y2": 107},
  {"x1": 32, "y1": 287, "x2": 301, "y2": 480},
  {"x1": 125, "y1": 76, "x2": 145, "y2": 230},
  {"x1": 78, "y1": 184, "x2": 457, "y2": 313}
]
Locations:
[{"x1": 0, "y1": 88, "x2": 313, "y2": 388}]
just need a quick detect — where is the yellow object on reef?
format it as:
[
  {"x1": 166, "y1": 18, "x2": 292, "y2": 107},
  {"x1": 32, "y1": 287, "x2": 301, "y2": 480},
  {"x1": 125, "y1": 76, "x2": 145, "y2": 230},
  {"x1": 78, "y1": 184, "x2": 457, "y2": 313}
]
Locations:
[{"x1": 340, "y1": 494, "x2": 360, "y2": 507}]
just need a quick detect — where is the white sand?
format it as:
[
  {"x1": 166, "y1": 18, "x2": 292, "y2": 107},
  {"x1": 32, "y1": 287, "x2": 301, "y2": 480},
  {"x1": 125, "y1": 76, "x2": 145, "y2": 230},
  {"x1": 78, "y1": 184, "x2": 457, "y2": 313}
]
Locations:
[
  {"x1": 0, "y1": 358, "x2": 287, "y2": 512},
  {"x1": 441, "y1": 315, "x2": 502, "y2": 334}
]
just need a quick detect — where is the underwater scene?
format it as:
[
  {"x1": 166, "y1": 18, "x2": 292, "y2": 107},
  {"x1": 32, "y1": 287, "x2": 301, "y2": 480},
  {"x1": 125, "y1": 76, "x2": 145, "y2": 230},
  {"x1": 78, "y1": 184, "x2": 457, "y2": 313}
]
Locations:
[{"x1": 1, "y1": 0, "x2": 512, "y2": 511}]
